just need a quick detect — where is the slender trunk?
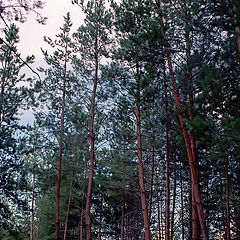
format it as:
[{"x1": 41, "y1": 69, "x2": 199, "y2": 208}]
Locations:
[
  {"x1": 188, "y1": 174, "x2": 192, "y2": 240},
  {"x1": 164, "y1": 68, "x2": 170, "y2": 240},
  {"x1": 157, "y1": 193, "x2": 161, "y2": 240},
  {"x1": 55, "y1": 43, "x2": 68, "y2": 240},
  {"x1": 188, "y1": 69, "x2": 199, "y2": 240},
  {"x1": 35, "y1": 214, "x2": 42, "y2": 240},
  {"x1": 180, "y1": 167, "x2": 185, "y2": 240},
  {"x1": 160, "y1": 190, "x2": 164, "y2": 239},
  {"x1": 30, "y1": 173, "x2": 35, "y2": 240},
  {"x1": 63, "y1": 179, "x2": 73, "y2": 240},
  {"x1": 85, "y1": 3, "x2": 98, "y2": 238},
  {"x1": 80, "y1": 156, "x2": 88, "y2": 240},
  {"x1": 221, "y1": 181, "x2": 226, "y2": 237},
  {"x1": 85, "y1": 53, "x2": 97, "y2": 240},
  {"x1": 226, "y1": 159, "x2": 231, "y2": 240},
  {"x1": 121, "y1": 196, "x2": 125, "y2": 240},
  {"x1": 170, "y1": 155, "x2": 177, "y2": 240},
  {"x1": 232, "y1": 0, "x2": 240, "y2": 54},
  {"x1": 184, "y1": 13, "x2": 200, "y2": 239},
  {"x1": 136, "y1": 61, "x2": 151, "y2": 240},
  {"x1": 149, "y1": 144, "x2": 155, "y2": 221},
  {"x1": 154, "y1": 1, "x2": 208, "y2": 239},
  {"x1": 192, "y1": 186, "x2": 199, "y2": 240}
]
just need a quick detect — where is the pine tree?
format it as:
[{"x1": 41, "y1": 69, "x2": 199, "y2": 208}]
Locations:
[
  {"x1": 36, "y1": 12, "x2": 76, "y2": 240},
  {"x1": 73, "y1": 1, "x2": 111, "y2": 238}
]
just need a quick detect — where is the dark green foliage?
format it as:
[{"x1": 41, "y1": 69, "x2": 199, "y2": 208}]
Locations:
[{"x1": 0, "y1": 24, "x2": 34, "y2": 226}]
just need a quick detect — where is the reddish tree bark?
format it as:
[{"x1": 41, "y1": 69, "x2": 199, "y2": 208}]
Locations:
[
  {"x1": 184, "y1": 12, "x2": 200, "y2": 239},
  {"x1": 192, "y1": 188, "x2": 199, "y2": 240},
  {"x1": 154, "y1": 1, "x2": 208, "y2": 239},
  {"x1": 85, "y1": 2, "x2": 99, "y2": 238}
]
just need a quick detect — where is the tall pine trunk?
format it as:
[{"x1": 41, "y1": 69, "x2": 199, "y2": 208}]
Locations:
[
  {"x1": 85, "y1": 4, "x2": 99, "y2": 237},
  {"x1": 154, "y1": 1, "x2": 208, "y2": 239},
  {"x1": 184, "y1": 12, "x2": 200, "y2": 239},
  {"x1": 85, "y1": 48, "x2": 98, "y2": 240},
  {"x1": 164, "y1": 71, "x2": 170, "y2": 240},
  {"x1": 170, "y1": 155, "x2": 177, "y2": 240},
  {"x1": 188, "y1": 67, "x2": 199, "y2": 240},
  {"x1": 136, "y1": 61, "x2": 151, "y2": 240},
  {"x1": 55, "y1": 42, "x2": 68, "y2": 240},
  {"x1": 192, "y1": 187, "x2": 199, "y2": 240}
]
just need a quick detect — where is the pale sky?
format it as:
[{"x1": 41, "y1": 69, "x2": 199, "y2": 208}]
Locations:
[
  {"x1": 18, "y1": 0, "x2": 84, "y2": 69},
  {"x1": 16, "y1": 0, "x2": 85, "y2": 124}
]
